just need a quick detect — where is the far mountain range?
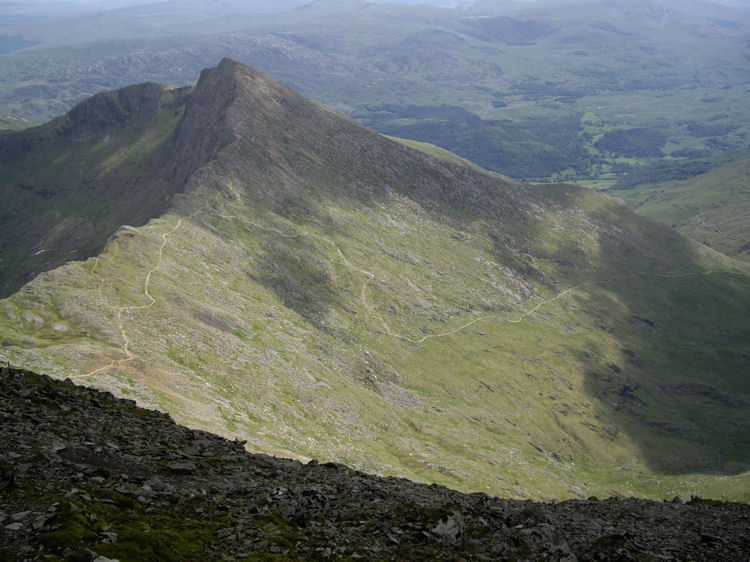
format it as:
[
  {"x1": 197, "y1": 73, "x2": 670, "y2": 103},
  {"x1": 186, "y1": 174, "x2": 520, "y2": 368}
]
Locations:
[{"x1": 2, "y1": 0, "x2": 750, "y2": 184}]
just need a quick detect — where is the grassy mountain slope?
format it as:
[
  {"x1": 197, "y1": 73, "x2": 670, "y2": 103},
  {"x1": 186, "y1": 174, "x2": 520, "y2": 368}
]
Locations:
[
  {"x1": 618, "y1": 158, "x2": 750, "y2": 261},
  {"x1": 1, "y1": 59, "x2": 749, "y2": 501},
  {"x1": 0, "y1": 114, "x2": 35, "y2": 131}
]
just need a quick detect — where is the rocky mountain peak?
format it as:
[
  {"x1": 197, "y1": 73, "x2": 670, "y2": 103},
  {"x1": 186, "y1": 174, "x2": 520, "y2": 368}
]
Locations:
[
  {"x1": 171, "y1": 58, "x2": 524, "y2": 219},
  {"x1": 167, "y1": 57, "x2": 324, "y2": 192},
  {"x1": 187, "y1": 57, "x2": 314, "y2": 137}
]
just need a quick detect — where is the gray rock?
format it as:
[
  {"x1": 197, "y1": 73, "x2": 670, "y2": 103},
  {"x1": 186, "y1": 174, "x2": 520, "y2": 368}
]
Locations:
[
  {"x1": 144, "y1": 476, "x2": 175, "y2": 492},
  {"x1": 167, "y1": 461, "x2": 197, "y2": 473},
  {"x1": 432, "y1": 510, "x2": 465, "y2": 548},
  {"x1": 66, "y1": 548, "x2": 98, "y2": 561},
  {"x1": 10, "y1": 510, "x2": 31, "y2": 521},
  {"x1": 100, "y1": 531, "x2": 118, "y2": 543}
]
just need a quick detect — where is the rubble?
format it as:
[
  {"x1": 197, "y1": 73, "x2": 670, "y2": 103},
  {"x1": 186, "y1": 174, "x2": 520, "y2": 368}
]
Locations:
[{"x1": 1, "y1": 365, "x2": 748, "y2": 560}]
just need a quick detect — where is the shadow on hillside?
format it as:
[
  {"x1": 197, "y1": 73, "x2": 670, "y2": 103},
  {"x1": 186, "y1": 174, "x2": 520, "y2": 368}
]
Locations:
[
  {"x1": 274, "y1": 128, "x2": 750, "y2": 477},
  {"x1": 506, "y1": 183, "x2": 750, "y2": 476},
  {"x1": 254, "y1": 235, "x2": 339, "y2": 335}
]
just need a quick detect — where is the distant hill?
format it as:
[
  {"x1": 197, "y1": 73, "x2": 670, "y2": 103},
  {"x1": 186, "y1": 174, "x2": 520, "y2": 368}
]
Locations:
[
  {"x1": 627, "y1": 158, "x2": 750, "y2": 261},
  {"x1": 0, "y1": 114, "x2": 35, "y2": 131},
  {"x1": 1, "y1": 60, "x2": 749, "y2": 502},
  {"x1": 1, "y1": 0, "x2": 749, "y2": 181}
]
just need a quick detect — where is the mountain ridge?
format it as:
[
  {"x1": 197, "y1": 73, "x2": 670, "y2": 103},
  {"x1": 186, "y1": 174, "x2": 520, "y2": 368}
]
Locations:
[
  {"x1": 1, "y1": 59, "x2": 749, "y2": 501},
  {"x1": 0, "y1": 82, "x2": 193, "y2": 298}
]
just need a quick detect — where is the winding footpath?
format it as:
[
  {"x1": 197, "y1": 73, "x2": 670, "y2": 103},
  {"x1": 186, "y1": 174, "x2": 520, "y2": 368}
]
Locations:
[
  {"x1": 695, "y1": 215, "x2": 747, "y2": 244},
  {"x1": 75, "y1": 218, "x2": 184, "y2": 379},
  {"x1": 381, "y1": 268, "x2": 736, "y2": 345},
  {"x1": 76, "y1": 190, "x2": 744, "y2": 377}
]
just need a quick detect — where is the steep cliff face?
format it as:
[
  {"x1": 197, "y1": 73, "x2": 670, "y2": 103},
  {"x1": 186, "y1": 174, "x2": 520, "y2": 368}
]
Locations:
[
  {"x1": 166, "y1": 59, "x2": 247, "y2": 192},
  {"x1": 60, "y1": 82, "x2": 188, "y2": 142},
  {"x1": 0, "y1": 83, "x2": 193, "y2": 298},
  {"x1": 1, "y1": 60, "x2": 749, "y2": 501},
  {"x1": 0, "y1": 82, "x2": 185, "y2": 155}
]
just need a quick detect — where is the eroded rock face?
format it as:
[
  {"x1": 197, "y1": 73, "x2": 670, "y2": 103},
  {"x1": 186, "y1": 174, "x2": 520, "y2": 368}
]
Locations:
[{"x1": 1, "y1": 365, "x2": 748, "y2": 560}]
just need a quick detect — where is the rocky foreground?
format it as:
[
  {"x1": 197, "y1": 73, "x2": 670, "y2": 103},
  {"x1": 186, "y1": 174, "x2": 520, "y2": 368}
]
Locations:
[{"x1": 1, "y1": 366, "x2": 748, "y2": 561}]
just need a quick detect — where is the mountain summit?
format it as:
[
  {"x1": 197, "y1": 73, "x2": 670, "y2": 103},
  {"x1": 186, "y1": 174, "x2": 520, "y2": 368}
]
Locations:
[
  {"x1": 175, "y1": 58, "x2": 527, "y2": 222},
  {"x1": 1, "y1": 59, "x2": 749, "y2": 500}
]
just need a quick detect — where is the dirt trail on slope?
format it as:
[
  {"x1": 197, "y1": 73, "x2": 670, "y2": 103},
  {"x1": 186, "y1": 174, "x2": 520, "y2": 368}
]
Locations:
[
  {"x1": 75, "y1": 189, "x2": 745, "y2": 378},
  {"x1": 212, "y1": 199, "x2": 743, "y2": 345},
  {"x1": 75, "y1": 218, "x2": 183, "y2": 379},
  {"x1": 376, "y1": 268, "x2": 740, "y2": 345}
]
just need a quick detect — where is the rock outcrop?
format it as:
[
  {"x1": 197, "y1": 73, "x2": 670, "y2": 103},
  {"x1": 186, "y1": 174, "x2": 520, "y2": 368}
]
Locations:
[{"x1": 1, "y1": 365, "x2": 748, "y2": 560}]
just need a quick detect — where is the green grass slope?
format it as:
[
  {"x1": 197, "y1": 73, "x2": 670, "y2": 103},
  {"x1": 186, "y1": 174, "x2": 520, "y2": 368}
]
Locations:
[
  {"x1": 1, "y1": 60, "x2": 749, "y2": 501},
  {"x1": 0, "y1": 114, "x2": 36, "y2": 131},
  {"x1": 623, "y1": 158, "x2": 750, "y2": 261}
]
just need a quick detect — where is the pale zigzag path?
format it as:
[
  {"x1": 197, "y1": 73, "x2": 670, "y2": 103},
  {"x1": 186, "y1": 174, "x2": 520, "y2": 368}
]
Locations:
[
  {"x1": 379, "y1": 268, "x2": 739, "y2": 345},
  {"x1": 75, "y1": 192, "x2": 744, "y2": 377},
  {"x1": 75, "y1": 218, "x2": 184, "y2": 378},
  {"x1": 694, "y1": 215, "x2": 747, "y2": 244}
]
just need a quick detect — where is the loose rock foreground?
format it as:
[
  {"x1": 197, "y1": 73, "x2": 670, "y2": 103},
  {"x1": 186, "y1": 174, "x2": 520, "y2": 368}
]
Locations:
[{"x1": 1, "y1": 366, "x2": 748, "y2": 561}]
